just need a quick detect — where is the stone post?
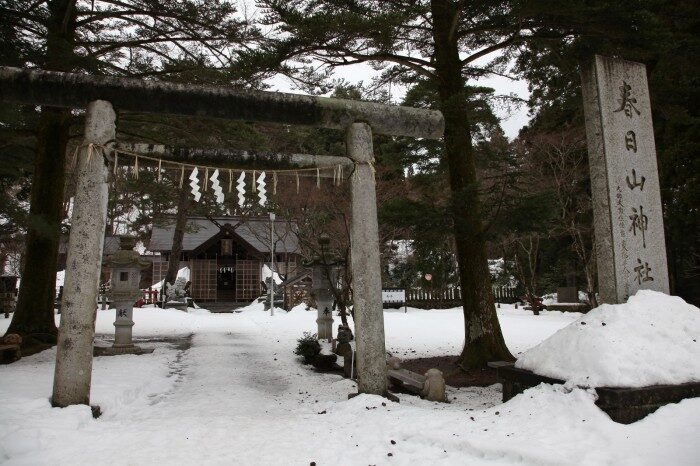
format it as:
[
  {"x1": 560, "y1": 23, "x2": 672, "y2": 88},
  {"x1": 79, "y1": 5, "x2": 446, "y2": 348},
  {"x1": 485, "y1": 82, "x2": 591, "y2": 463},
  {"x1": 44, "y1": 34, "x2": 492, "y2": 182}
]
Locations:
[
  {"x1": 312, "y1": 265, "x2": 334, "y2": 341},
  {"x1": 346, "y1": 122, "x2": 388, "y2": 396},
  {"x1": 581, "y1": 56, "x2": 670, "y2": 303},
  {"x1": 52, "y1": 100, "x2": 115, "y2": 408}
]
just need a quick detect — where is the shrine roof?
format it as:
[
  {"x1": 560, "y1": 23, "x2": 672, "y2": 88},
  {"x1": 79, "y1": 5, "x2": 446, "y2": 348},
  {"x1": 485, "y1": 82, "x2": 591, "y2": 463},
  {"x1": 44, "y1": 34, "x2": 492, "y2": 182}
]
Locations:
[{"x1": 148, "y1": 216, "x2": 299, "y2": 254}]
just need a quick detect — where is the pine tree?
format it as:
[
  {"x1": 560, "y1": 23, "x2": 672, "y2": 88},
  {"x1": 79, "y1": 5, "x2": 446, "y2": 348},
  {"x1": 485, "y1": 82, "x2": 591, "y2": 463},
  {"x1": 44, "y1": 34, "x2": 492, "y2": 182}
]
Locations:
[
  {"x1": 516, "y1": 0, "x2": 700, "y2": 305},
  {"x1": 254, "y1": 0, "x2": 529, "y2": 367},
  {"x1": 253, "y1": 0, "x2": 660, "y2": 367}
]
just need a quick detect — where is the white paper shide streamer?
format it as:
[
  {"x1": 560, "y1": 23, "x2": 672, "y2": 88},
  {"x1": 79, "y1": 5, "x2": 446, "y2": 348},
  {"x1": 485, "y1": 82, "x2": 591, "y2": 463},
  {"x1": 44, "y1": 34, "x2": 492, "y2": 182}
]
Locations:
[
  {"x1": 236, "y1": 172, "x2": 246, "y2": 207},
  {"x1": 210, "y1": 169, "x2": 224, "y2": 204},
  {"x1": 257, "y1": 171, "x2": 267, "y2": 206},
  {"x1": 189, "y1": 167, "x2": 201, "y2": 202}
]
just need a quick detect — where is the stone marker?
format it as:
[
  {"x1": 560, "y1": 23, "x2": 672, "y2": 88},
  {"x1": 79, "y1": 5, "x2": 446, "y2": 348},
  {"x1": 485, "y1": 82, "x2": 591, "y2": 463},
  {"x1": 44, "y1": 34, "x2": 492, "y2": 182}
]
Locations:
[
  {"x1": 557, "y1": 286, "x2": 579, "y2": 304},
  {"x1": 581, "y1": 55, "x2": 670, "y2": 304},
  {"x1": 421, "y1": 368, "x2": 447, "y2": 403},
  {"x1": 386, "y1": 356, "x2": 402, "y2": 371}
]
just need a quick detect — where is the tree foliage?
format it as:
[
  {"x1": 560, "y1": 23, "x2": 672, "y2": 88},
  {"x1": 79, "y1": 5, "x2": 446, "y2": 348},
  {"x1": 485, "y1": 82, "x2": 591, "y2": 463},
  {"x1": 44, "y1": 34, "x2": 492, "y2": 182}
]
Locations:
[{"x1": 516, "y1": 0, "x2": 700, "y2": 304}]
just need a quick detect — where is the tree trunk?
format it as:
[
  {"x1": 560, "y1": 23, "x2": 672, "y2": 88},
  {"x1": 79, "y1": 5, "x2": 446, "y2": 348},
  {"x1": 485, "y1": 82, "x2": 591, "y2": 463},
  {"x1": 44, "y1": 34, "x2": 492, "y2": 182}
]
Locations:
[
  {"x1": 5, "y1": 0, "x2": 77, "y2": 355},
  {"x1": 584, "y1": 260, "x2": 598, "y2": 308},
  {"x1": 6, "y1": 109, "x2": 68, "y2": 352},
  {"x1": 164, "y1": 186, "x2": 190, "y2": 287},
  {"x1": 430, "y1": 0, "x2": 514, "y2": 368}
]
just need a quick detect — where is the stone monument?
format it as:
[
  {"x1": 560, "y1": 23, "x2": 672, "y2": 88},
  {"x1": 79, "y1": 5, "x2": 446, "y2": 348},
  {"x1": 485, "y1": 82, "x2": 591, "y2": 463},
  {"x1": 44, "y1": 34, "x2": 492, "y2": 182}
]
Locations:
[
  {"x1": 556, "y1": 286, "x2": 579, "y2": 304},
  {"x1": 335, "y1": 325, "x2": 355, "y2": 378},
  {"x1": 98, "y1": 236, "x2": 153, "y2": 356},
  {"x1": 421, "y1": 368, "x2": 447, "y2": 403},
  {"x1": 581, "y1": 55, "x2": 670, "y2": 304}
]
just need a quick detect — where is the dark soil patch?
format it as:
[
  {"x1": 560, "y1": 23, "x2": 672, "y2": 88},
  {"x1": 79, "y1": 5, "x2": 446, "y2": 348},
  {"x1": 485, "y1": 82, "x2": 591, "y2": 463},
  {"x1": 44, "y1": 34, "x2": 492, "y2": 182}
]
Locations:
[{"x1": 400, "y1": 356, "x2": 498, "y2": 388}]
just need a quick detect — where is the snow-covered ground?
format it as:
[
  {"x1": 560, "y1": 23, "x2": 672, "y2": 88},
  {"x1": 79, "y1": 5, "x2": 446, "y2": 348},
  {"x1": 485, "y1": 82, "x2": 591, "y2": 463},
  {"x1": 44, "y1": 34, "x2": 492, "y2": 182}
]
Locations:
[{"x1": 1, "y1": 302, "x2": 698, "y2": 465}]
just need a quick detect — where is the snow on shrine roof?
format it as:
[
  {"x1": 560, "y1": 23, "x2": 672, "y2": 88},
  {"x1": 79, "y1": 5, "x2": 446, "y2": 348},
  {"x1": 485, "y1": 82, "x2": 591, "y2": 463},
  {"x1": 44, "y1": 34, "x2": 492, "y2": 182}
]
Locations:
[{"x1": 148, "y1": 216, "x2": 299, "y2": 254}]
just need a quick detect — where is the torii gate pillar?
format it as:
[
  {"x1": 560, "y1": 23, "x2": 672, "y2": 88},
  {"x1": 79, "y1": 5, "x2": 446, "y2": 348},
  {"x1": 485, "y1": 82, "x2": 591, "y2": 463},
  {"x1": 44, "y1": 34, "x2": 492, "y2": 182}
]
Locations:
[
  {"x1": 52, "y1": 100, "x2": 115, "y2": 407},
  {"x1": 347, "y1": 122, "x2": 388, "y2": 396}
]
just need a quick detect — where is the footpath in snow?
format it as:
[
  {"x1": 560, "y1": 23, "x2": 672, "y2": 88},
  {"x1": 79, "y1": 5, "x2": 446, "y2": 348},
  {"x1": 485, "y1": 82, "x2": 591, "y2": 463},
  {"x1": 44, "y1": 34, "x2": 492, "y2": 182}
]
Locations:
[{"x1": 0, "y1": 302, "x2": 698, "y2": 465}]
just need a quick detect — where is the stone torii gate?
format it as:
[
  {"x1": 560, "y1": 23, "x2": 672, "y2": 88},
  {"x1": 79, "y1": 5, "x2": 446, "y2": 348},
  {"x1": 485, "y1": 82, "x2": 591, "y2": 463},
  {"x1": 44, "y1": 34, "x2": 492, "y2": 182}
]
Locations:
[{"x1": 0, "y1": 67, "x2": 444, "y2": 407}]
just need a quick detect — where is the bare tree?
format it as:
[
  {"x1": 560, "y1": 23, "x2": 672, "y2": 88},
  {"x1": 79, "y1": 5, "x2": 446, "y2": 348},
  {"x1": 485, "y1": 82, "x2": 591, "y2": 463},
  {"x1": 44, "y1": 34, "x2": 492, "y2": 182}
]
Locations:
[{"x1": 518, "y1": 128, "x2": 597, "y2": 307}]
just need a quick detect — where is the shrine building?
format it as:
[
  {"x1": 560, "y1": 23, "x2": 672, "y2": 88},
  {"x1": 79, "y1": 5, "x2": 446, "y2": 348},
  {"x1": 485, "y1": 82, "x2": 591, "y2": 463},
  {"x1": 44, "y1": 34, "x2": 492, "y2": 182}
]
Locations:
[{"x1": 149, "y1": 216, "x2": 300, "y2": 302}]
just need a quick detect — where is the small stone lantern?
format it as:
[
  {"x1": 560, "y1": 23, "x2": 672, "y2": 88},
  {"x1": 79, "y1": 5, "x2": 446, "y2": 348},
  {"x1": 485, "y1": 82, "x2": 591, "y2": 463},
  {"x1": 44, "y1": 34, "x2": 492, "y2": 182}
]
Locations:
[
  {"x1": 312, "y1": 265, "x2": 334, "y2": 341},
  {"x1": 305, "y1": 233, "x2": 345, "y2": 341},
  {"x1": 101, "y1": 236, "x2": 153, "y2": 355}
]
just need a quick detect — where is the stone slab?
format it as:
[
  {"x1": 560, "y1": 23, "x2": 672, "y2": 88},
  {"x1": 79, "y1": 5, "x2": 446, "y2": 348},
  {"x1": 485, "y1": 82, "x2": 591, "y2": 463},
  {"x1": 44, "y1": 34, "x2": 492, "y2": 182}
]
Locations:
[
  {"x1": 387, "y1": 368, "x2": 426, "y2": 396},
  {"x1": 545, "y1": 303, "x2": 591, "y2": 313},
  {"x1": 496, "y1": 363, "x2": 700, "y2": 424},
  {"x1": 556, "y1": 286, "x2": 579, "y2": 304}
]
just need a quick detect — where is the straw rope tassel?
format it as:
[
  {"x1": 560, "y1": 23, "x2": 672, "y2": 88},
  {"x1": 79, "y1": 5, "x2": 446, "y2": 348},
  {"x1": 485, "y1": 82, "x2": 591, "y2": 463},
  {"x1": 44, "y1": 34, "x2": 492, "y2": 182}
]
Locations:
[
  {"x1": 85, "y1": 144, "x2": 92, "y2": 166},
  {"x1": 204, "y1": 167, "x2": 208, "y2": 192},
  {"x1": 157, "y1": 159, "x2": 162, "y2": 182},
  {"x1": 70, "y1": 147, "x2": 78, "y2": 173},
  {"x1": 296, "y1": 173, "x2": 300, "y2": 194},
  {"x1": 273, "y1": 172, "x2": 278, "y2": 195},
  {"x1": 113, "y1": 151, "x2": 118, "y2": 175},
  {"x1": 228, "y1": 169, "x2": 233, "y2": 193},
  {"x1": 316, "y1": 168, "x2": 320, "y2": 189},
  {"x1": 134, "y1": 155, "x2": 139, "y2": 179},
  {"x1": 252, "y1": 170, "x2": 257, "y2": 193},
  {"x1": 179, "y1": 166, "x2": 184, "y2": 188}
]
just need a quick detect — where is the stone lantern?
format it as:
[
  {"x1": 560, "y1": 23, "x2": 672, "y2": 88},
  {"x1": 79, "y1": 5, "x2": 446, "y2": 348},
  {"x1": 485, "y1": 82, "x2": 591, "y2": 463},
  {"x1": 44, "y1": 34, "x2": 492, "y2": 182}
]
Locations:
[
  {"x1": 305, "y1": 233, "x2": 345, "y2": 341},
  {"x1": 101, "y1": 236, "x2": 153, "y2": 355}
]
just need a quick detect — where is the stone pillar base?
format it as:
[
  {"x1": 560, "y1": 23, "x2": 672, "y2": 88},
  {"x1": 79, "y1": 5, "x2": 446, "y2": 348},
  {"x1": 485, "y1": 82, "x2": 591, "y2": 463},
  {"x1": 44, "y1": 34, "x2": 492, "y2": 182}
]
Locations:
[{"x1": 316, "y1": 315, "x2": 334, "y2": 340}]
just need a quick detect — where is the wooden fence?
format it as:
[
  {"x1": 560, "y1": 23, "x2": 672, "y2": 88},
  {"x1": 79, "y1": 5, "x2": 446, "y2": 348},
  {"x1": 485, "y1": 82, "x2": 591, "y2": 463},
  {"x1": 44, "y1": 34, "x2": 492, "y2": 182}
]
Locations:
[{"x1": 403, "y1": 285, "x2": 518, "y2": 309}]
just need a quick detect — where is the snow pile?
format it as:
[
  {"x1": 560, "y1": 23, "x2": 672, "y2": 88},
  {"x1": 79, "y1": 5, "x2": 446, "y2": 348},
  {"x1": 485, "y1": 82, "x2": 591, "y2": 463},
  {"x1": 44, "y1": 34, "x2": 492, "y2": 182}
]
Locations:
[{"x1": 515, "y1": 290, "x2": 700, "y2": 387}]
